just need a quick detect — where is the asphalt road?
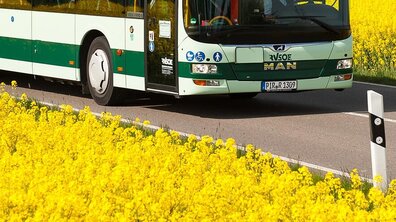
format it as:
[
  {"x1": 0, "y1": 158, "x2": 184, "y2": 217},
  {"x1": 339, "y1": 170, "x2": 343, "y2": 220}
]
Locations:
[{"x1": 2, "y1": 71, "x2": 396, "y2": 180}]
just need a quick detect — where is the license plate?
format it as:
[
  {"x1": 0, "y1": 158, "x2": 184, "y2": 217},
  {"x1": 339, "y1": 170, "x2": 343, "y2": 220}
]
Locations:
[{"x1": 262, "y1": 80, "x2": 297, "y2": 92}]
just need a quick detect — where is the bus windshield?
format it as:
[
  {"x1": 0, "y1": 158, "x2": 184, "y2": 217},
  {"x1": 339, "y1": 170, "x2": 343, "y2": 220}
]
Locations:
[{"x1": 183, "y1": 0, "x2": 350, "y2": 44}]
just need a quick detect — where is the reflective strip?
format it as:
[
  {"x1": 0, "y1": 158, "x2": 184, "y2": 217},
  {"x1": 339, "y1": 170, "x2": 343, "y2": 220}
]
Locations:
[{"x1": 369, "y1": 113, "x2": 386, "y2": 148}]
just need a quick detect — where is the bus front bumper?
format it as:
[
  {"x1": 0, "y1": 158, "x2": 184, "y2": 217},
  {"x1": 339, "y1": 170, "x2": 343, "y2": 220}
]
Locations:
[{"x1": 178, "y1": 75, "x2": 353, "y2": 96}]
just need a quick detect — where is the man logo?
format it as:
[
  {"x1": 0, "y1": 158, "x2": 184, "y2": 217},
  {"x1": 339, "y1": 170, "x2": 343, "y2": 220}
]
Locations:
[{"x1": 273, "y1": 45, "x2": 286, "y2": 51}]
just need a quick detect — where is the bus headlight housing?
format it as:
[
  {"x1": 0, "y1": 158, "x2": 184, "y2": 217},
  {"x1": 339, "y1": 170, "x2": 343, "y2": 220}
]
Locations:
[
  {"x1": 337, "y1": 59, "x2": 352, "y2": 69},
  {"x1": 334, "y1": 73, "x2": 352, "y2": 81},
  {"x1": 192, "y1": 64, "x2": 218, "y2": 74},
  {"x1": 193, "y1": 80, "x2": 221, "y2": 86}
]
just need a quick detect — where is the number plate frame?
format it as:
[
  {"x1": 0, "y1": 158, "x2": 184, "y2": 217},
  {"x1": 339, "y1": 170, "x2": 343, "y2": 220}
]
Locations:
[{"x1": 262, "y1": 80, "x2": 298, "y2": 92}]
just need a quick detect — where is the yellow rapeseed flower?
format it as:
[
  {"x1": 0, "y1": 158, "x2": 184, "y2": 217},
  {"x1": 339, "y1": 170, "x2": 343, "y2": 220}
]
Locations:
[
  {"x1": 351, "y1": 0, "x2": 396, "y2": 73},
  {"x1": 11, "y1": 80, "x2": 17, "y2": 89},
  {"x1": 1, "y1": 92, "x2": 396, "y2": 220}
]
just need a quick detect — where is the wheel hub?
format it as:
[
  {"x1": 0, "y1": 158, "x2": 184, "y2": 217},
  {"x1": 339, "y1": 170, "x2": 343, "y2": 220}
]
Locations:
[{"x1": 89, "y1": 49, "x2": 110, "y2": 95}]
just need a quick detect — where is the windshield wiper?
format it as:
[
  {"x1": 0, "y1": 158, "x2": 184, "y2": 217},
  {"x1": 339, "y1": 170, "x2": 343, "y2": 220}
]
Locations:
[{"x1": 275, "y1": 15, "x2": 340, "y2": 35}]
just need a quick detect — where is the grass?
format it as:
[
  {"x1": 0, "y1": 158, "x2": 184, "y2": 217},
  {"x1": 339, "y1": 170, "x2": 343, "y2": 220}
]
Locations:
[
  {"x1": 354, "y1": 69, "x2": 396, "y2": 86},
  {"x1": 289, "y1": 162, "x2": 373, "y2": 196}
]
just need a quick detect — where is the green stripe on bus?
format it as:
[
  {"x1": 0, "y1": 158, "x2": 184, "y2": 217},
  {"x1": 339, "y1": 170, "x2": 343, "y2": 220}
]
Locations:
[
  {"x1": 232, "y1": 60, "x2": 326, "y2": 81},
  {"x1": 0, "y1": 36, "x2": 31, "y2": 62},
  {"x1": 112, "y1": 50, "x2": 145, "y2": 77},
  {"x1": 124, "y1": 51, "x2": 145, "y2": 77},
  {"x1": 0, "y1": 36, "x2": 145, "y2": 77},
  {"x1": 0, "y1": 36, "x2": 349, "y2": 80},
  {"x1": 178, "y1": 60, "x2": 352, "y2": 81},
  {"x1": 33, "y1": 40, "x2": 79, "y2": 68}
]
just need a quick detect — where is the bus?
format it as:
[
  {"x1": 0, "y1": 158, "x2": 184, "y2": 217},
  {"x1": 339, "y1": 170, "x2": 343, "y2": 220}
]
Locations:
[{"x1": 0, "y1": 0, "x2": 352, "y2": 105}]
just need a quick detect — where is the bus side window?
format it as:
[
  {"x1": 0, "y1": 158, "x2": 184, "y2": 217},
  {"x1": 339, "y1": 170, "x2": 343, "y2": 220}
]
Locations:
[
  {"x1": 76, "y1": 0, "x2": 125, "y2": 17},
  {"x1": 126, "y1": 0, "x2": 144, "y2": 18},
  {"x1": 32, "y1": 0, "x2": 75, "y2": 12},
  {"x1": 0, "y1": 0, "x2": 31, "y2": 9}
]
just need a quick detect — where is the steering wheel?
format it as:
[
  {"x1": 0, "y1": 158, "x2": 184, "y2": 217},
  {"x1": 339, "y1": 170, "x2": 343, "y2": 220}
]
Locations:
[
  {"x1": 295, "y1": 0, "x2": 315, "y2": 4},
  {"x1": 209, "y1": 16, "x2": 233, "y2": 26}
]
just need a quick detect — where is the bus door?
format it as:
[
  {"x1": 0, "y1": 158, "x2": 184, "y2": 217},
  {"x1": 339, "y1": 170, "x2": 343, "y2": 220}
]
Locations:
[{"x1": 145, "y1": 0, "x2": 178, "y2": 93}]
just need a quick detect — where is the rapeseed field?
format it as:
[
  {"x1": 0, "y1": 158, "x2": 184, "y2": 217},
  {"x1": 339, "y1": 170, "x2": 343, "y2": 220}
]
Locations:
[
  {"x1": 351, "y1": 0, "x2": 396, "y2": 80},
  {"x1": 0, "y1": 87, "x2": 395, "y2": 220},
  {"x1": 1, "y1": 0, "x2": 396, "y2": 220}
]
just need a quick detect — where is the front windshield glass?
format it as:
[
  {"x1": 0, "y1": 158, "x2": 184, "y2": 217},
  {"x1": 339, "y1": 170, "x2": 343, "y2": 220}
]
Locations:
[{"x1": 183, "y1": 0, "x2": 350, "y2": 44}]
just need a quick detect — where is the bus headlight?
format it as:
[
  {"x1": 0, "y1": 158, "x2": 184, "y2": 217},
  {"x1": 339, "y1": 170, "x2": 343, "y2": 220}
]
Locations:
[
  {"x1": 337, "y1": 59, "x2": 352, "y2": 69},
  {"x1": 192, "y1": 64, "x2": 218, "y2": 74}
]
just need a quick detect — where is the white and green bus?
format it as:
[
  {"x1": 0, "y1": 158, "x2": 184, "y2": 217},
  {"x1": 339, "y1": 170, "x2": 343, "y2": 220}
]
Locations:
[{"x1": 0, "y1": 0, "x2": 352, "y2": 105}]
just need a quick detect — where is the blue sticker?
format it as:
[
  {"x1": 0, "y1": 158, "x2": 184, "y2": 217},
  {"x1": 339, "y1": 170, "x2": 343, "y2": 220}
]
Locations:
[
  {"x1": 11, "y1": 16, "x2": 14, "y2": 22},
  {"x1": 186, "y1": 51, "x2": 194, "y2": 61},
  {"x1": 195, "y1": 51, "x2": 206, "y2": 62},
  {"x1": 213, "y1": 52, "x2": 223, "y2": 62},
  {"x1": 148, "y1": 41, "x2": 155, "y2": 52}
]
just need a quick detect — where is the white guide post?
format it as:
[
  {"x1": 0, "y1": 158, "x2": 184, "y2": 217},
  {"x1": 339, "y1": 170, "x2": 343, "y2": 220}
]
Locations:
[{"x1": 367, "y1": 90, "x2": 388, "y2": 191}]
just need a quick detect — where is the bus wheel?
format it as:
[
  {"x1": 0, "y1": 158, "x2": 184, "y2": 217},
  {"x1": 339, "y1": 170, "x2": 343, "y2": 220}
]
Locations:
[{"x1": 86, "y1": 36, "x2": 119, "y2": 105}]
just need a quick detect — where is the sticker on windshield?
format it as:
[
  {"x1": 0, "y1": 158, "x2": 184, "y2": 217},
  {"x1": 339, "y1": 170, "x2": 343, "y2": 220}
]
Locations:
[
  {"x1": 186, "y1": 51, "x2": 194, "y2": 61},
  {"x1": 159, "y1": 20, "x2": 171, "y2": 39},
  {"x1": 148, "y1": 41, "x2": 155, "y2": 52},
  {"x1": 195, "y1": 51, "x2": 206, "y2": 62},
  {"x1": 149, "y1": 31, "x2": 154, "y2": 42},
  {"x1": 161, "y1": 57, "x2": 173, "y2": 75},
  {"x1": 213, "y1": 52, "x2": 223, "y2": 62}
]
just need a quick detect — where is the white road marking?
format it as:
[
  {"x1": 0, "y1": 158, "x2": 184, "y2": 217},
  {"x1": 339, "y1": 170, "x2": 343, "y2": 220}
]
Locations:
[
  {"x1": 344, "y1": 112, "x2": 396, "y2": 124},
  {"x1": 355, "y1": 81, "x2": 396, "y2": 89}
]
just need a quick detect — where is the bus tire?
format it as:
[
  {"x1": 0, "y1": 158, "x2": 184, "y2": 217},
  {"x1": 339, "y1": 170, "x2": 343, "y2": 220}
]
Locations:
[{"x1": 86, "y1": 36, "x2": 120, "y2": 106}]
